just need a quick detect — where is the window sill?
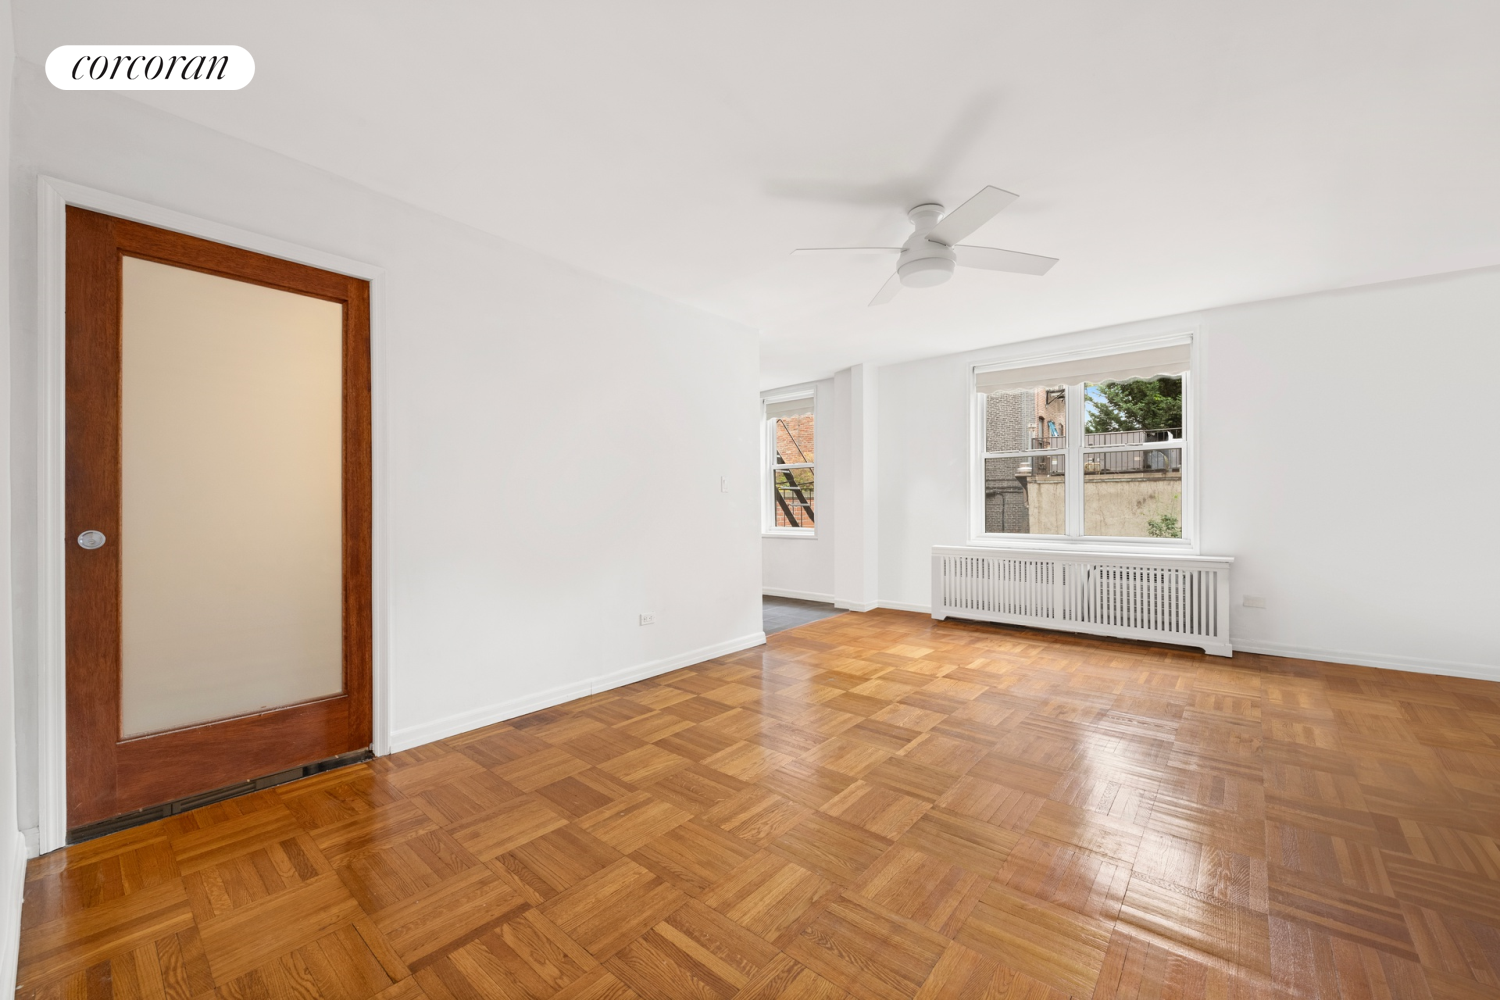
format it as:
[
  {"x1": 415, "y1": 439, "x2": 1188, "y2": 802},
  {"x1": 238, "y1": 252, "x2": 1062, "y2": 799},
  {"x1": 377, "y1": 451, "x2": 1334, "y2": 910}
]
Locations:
[
  {"x1": 964, "y1": 534, "x2": 1197, "y2": 556},
  {"x1": 763, "y1": 530, "x2": 817, "y2": 540}
]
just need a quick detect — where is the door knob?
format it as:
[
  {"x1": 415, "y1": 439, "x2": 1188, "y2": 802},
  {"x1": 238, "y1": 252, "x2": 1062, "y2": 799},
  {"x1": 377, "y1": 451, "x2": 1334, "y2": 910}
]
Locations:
[{"x1": 77, "y1": 530, "x2": 106, "y2": 550}]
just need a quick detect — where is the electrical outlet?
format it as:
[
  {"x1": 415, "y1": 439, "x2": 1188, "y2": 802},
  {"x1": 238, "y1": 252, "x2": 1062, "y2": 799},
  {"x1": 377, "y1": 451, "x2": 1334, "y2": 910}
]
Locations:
[
  {"x1": 1242, "y1": 595, "x2": 1266, "y2": 608},
  {"x1": 639, "y1": 613, "x2": 656, "y2": 626}
]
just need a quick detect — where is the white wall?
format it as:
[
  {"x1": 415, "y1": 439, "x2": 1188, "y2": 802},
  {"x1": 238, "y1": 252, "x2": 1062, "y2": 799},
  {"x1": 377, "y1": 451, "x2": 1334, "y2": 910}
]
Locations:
[
  {"x1": 7, "y1": 61, "x2": 763, "y2": 842},
  {"x1": 0, "y1": 0, "x2": 27, "y2": 988},
  {"x1": 761, "y1": 378, "x2": 836, "y2": 602},
  {"x1": 832, "y1": 364, "x2": 880, "y2": 612},
  {"x1": 880, "y1": 266, "x2": 1500, "y2": 678}
]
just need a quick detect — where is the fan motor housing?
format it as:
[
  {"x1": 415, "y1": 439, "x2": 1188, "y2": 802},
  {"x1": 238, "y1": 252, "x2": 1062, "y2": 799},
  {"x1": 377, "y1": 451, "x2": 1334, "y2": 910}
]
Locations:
[{"x1": 897, "y1": 241, "x2": 957, "y2": 287}]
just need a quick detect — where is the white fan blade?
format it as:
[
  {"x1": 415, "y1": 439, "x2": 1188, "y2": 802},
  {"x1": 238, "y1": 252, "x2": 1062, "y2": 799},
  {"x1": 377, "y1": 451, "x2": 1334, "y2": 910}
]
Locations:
[
  {"x1": 954, "y1": 244, "x2": 1058, "y2": 275},
  {"x1": 926, "y1": 186, "x2": 1019, "y2": 246},
  {"x1": 869, "y1": 271, "x2": 902, "y2": 306},
  {"x1": 792, "y1": 247, "x2": 902, "y2": 256}
]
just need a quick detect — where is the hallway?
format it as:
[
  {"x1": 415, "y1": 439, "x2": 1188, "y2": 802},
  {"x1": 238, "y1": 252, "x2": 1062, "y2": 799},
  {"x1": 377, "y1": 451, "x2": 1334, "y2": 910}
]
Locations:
[{"x1": 761, "y1": 595, "x2": 844, "y2": 636}]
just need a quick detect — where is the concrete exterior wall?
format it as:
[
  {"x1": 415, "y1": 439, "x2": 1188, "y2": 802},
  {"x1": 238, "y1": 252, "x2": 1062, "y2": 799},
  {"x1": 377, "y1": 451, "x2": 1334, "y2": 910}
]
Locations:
[
  {"x1": 1026, "y1": 474, "x2": 1183, "y2": 538},
  {"x1": 1024, "y1": 476, "x2": 1066, "y2": 535},
  {"x1": 1083, "y1": 474, "x2": 1181, "y2": 537}
]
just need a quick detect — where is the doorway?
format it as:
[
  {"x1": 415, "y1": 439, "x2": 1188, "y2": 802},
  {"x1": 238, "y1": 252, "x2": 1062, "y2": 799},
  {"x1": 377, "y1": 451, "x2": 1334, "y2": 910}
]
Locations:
[{"x1": 63, "y1": 206, "x2": 373, "y2": 834}]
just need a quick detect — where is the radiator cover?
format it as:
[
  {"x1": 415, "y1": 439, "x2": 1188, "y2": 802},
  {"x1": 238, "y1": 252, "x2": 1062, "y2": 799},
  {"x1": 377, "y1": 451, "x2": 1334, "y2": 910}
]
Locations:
[{"x1": 931, "y1": 546, "x2": 1233, "y2": 656}]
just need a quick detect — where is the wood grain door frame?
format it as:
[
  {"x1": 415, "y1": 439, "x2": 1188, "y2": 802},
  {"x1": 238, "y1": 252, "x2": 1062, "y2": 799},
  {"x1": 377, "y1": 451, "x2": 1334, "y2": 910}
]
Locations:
[
  {"x1": 67, "y1": 207, "x2": 372, "y2": 828},
  {"x1": 36, "y1": 177, "x2": 390, "y2": 852}
]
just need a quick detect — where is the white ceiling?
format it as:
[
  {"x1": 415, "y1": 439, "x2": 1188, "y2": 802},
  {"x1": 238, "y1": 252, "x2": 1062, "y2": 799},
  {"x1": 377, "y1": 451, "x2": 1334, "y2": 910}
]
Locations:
[{"x1": 16, "y1": 1, "x2": 1500, "y2": 386}]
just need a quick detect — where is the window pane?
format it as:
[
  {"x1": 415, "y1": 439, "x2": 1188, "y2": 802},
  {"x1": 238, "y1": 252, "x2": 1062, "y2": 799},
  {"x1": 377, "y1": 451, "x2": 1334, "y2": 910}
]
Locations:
[
  {"x1": 1083, "y1": 376, "x2": 1183, "y2": 439},
  {"x1": 984, "y1": 455, "x2": 1065, "y2": 534},
  {"x1": 984, "y1": 385, "x2": 1067, "y2": 453},
  {"x1": 1083, "y1": 448, "x2": 1182, "y2": 537},
  {"x1": 769, "y1": 399, "x2": 814, "y2": 464},
  {"x1": 771, "y1": 467, "x2": 815, "y2": 528}
]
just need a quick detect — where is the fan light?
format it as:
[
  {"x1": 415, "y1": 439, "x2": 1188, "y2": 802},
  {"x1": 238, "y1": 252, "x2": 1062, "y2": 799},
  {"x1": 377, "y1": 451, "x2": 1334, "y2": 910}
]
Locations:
[{"x1": 898, "y1": 256, "x2": 955, "y2": 288}]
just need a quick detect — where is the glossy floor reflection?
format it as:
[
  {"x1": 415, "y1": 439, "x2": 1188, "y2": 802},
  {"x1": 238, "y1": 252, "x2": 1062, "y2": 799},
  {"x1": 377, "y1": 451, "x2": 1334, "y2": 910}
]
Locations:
[{"x1": 17, "y1": 610, "x2": 1500, "y2": 999}]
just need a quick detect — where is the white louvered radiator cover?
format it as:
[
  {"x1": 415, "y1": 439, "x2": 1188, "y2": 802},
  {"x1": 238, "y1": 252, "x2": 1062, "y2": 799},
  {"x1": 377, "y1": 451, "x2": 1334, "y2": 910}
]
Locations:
[{"x1": 930, "y1": 546, "x2": 1233, "y2": 656}]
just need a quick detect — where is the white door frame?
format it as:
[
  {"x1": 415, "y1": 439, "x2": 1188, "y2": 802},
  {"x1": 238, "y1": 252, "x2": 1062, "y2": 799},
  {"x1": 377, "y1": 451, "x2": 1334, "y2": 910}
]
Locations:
[{"x1": 34, "y1": 175, "x2": 393, "y2": 854}]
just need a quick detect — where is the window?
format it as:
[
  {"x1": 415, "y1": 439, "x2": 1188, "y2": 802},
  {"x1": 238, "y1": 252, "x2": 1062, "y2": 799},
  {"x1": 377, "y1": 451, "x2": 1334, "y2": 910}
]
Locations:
[
  {"x1": 765, "y1": 395, "x2": 815, "y2": 533},
  {"x1": 975, "y1": 342, "x2": 1191, "y2": 543}
]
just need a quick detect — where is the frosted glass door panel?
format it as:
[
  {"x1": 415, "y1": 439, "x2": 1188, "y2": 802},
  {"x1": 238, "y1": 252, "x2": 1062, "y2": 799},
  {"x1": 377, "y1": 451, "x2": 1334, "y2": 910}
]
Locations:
[{"x1": 120, "y1": 256, "x2": 344, "y2": 737}]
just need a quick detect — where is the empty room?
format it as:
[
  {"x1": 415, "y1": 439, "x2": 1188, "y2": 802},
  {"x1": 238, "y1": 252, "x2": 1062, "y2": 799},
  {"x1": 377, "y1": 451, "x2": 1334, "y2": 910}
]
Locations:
[{"x1": 0, "y1": 1, "x2": 1496, "y2": 998}]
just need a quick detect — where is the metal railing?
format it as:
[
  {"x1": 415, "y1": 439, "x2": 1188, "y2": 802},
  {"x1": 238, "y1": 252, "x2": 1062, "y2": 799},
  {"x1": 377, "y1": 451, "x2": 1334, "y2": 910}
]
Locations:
[
  {"x1": 1084, "y1": 428, "x2": 1181, "y2": 475},
  {"x1": 1083, "y1": 450, "x2": 1181, "y2": 474},
  {"x1": 1021, "y1": 428, "x2": 1183, "y2": 450},
  {"x1": 773, "y1": 471, "x2": 815, "y2": 527},
  {"x1": 1083, "y1": 427, "x2": 1181, "y2": 447}
]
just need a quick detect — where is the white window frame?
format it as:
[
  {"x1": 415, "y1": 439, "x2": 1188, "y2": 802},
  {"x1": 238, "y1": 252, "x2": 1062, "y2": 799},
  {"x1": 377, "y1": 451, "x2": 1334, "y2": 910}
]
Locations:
[
  {"x1": 762, "y1": 388, "x2": 818, "y2": 538},
  {"x1": 968, "y1": 333, "x2": 1197, "y2": 552}
]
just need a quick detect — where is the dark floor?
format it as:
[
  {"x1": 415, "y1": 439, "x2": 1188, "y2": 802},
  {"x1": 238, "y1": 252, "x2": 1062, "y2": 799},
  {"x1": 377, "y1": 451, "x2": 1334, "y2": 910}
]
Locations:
[{"x1": 762, "y1": 594, "x2": 845, "y2": 635}]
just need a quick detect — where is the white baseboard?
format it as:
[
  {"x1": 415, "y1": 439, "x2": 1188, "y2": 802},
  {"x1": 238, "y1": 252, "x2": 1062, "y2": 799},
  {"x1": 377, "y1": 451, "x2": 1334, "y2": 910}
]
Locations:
[
  {"x1": 879, "y1": 601, "x2": 931, "y2": 614},
  {"x1": 833, "y1": 600, "x2": 880, "y2": 612},
  {"x1": 1231, "y1": 639, "x2": 1499, "y2": 683},
  {"x1": 762, "y1": 588, "x2": 835, "y2": 604},
  {"x1": 388, "y1": 631, "x2": 767, "y2": 752},
  {"x1": 0, "y1": 828, "x2": 27, "y2": 997}
]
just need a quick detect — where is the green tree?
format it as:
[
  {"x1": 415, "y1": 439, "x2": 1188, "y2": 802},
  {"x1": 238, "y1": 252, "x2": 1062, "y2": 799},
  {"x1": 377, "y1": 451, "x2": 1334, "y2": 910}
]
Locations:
[
  {"x1": 1084, "y1": 377, "x2": 1182, "y2": 433},
  {"x1": 1146, "y1": 512, "x2": 1181, "y2": 538}
]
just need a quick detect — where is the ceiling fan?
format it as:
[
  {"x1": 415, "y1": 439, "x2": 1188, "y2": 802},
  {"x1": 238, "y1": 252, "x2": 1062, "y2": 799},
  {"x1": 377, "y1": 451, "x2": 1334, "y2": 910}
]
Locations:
[{"x1": 792, "y1": 185, "x2": 1058, "y2": 306}]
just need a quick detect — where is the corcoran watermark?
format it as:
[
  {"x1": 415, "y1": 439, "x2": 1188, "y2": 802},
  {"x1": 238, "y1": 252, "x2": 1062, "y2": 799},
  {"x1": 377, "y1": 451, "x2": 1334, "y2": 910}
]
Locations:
[{"x1": 46, "y1": 46, "x2": 254, "y2": 90}]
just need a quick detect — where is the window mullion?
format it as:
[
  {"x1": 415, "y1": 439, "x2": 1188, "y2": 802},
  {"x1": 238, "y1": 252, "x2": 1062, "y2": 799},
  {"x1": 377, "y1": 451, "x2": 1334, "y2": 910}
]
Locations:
[
  {"x1": 1081, "y1": 441, "x2": 1186, "y2": 454},
  {"x1": 1065, "y1": 383, "x2": 1085, "y2": 536},
  {"x1": 982, "y1": 450, "x2": 1065, "y2": 460}
]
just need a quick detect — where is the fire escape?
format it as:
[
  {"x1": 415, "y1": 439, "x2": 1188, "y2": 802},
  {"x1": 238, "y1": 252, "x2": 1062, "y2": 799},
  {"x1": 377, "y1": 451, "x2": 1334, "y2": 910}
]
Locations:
[{"x1": 773, "y1": 417, "x2": 815, "y2": 527}]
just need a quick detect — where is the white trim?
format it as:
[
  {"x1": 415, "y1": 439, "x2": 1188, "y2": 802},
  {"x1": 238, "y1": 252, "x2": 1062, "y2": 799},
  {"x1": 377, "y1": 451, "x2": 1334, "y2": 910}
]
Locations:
[
  {"x1": 878, "y1": 601, "x2": 931, "y2": 613},
  {"x1": 760, "y1": 381, "x2": 823, "y2": 398},
  {"x1": 34, "y1": 176, "x2": 392, "y2": 853},
  {"x1": 36, "y1": 180, "x2": 66, "y2": 856},
  {"x1": 1065, "y1": 375, "x2": 1084, "y2": 536},
  {"x1": 762, "y1": 587, "x2": 835, "y2": 603},
  {"x1": 388, "y1": 631, "x2": 768, "y2": 752},
  {"x1": 959, "y1": 535, "x2": 1196, "y2": 554},
  {"x1": 968, "y1": 329, "x2": 1199, "y2": 552},
  {"x1": 0, "y1": 829, "x2": 27, "y2": 993},
  {"x1": 762, "y1": 385, "x2": 819, "y2": 537},
  {"x1": 971, "y1": 331, "x2": 1194, "y2": 378},
  {"x1": 1230, "y1": 640, "x2": 1499, "y2": 683},
  {"x1": 934, "y1": 545, "x2": 1231, "y2": 563},
  {"x1": 936, "y1": 539, "x2": 1230, "y2": 563},
  {"x1": 833, "y1": 600, "x2": 880, "y2": 612}
]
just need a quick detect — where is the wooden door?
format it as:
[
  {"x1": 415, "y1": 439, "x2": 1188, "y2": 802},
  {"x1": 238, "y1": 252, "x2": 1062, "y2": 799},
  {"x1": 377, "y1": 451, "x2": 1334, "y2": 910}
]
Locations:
[{"x1": 65, "y1": 207, "x2": 372, "y2": 831}]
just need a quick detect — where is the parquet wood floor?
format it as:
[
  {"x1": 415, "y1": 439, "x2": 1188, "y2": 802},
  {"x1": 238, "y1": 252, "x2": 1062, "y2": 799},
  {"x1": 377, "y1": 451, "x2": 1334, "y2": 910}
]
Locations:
[{"x1": 18, "y1": 610, "x2": 1500, "y2": 1000}]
